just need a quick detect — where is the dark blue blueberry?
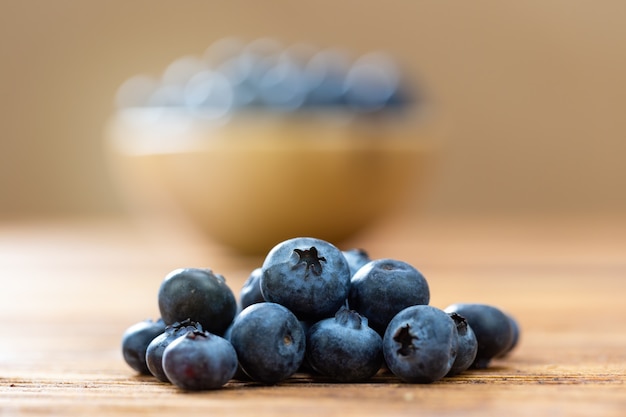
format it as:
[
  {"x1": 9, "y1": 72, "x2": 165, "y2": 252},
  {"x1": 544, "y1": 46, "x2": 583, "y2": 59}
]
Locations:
[
  {"x1": 306, "y1": 306, "x2": 383, "y2": 382},
  {"x1": 497, "y1": 313, "x2": 521, "y2": 358},
  {"x1": 229, "y1": 302, "x2": 305, "y2": 384},
  {"x1": 302, "y1": 48, "x2": 350, "y2": 107},
  {"x1": 446, "y1": 312, "x2": 478, "y2": 376},
  {"x1": 444, "y1": 303, "x2": 516, "y2": 369},
  {"x1": 145, "y1": 319, "x2": 203, "y2": 382},
  {"x1": 221, "y1": 321, "x2": 252, "y2": 381},
  {"x1": 121, "y1": 318, "x2": 166, "y2": 375},
  {"x1": 342, "y1": 52, "x2": 401, "y2": 112},
  {"x1": 121, "y1": 38, "x2": 416, "y2": 112},
  {"x1": 239, "y1": 267, "x2": 265, "y2": 310},
  {"x1": 162, "y1": 330, "x2": 238, "y2": 390},
  {"x1": 348, "y1": 258, "x2": 430, "y2": 335},
  {"x1": 342, "y1": 248, "x2": 371, "y2": 278},
  {"x1": 216, "y1": 56, "x2": 259, "y2": 108},
  {"x1": 383, "y1": 305, "x2": 458, "y2": 383},
  {"x1": 157, "y1": 268, "x2": 237, "y2": 336},
  {"x1": 261, "y1": 237, "x2": 351, "y2": 321},
  {"x1": 257, "y1": 59, "x2": 308, "y2": 111},
  {"x1": 296, "y1": 319, "x2": 318, "y2": 374},
  {"x1": 215, "y1": 38, "x2": 282, "y2": 108}
]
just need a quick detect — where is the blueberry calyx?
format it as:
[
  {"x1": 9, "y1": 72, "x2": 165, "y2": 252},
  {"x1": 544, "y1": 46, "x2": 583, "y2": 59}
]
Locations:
[
  {"x1": 394, "y1": 324, "x2": 417, "y2": 356},
  {"x1": 186, "y1": 330, "x2": 208, "y2": 341},
  {"x1": 449, "y1": 312, "x2": 468, "y2": 334},
  {"x1": 334, "y1": 306, "x2": 363, "y2": 330},
  {"x1": 166, "y1": 318, "x2": 203, "y2": 334},
  {"x1": 293, "y1": 247, "x2": 326, "y2": 276}
]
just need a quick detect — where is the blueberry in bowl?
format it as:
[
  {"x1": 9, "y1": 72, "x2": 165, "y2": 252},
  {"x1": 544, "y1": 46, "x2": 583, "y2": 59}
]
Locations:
[{"x1": 104, "y1": 38, "x2": 438, "y2": 255}]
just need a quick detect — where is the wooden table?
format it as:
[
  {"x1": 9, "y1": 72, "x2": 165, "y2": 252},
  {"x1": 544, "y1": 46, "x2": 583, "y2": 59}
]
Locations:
[{"x1": 1, "y1": 213, "x2": 624, "y2": 416}]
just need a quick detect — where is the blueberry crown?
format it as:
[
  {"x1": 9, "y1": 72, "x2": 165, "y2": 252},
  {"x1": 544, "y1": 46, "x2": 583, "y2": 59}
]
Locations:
[
  {"x1": 293, "y1": 246, "x2": 326, "y2": 276},
  {"x1": 394, "y1": 324, "x2": 418, "y2": 356}
]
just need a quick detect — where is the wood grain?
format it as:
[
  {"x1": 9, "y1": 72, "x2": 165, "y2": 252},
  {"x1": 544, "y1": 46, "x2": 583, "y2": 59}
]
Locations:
[{"x1": 1, "y1": 214, "x2": 624, "y2": 416}]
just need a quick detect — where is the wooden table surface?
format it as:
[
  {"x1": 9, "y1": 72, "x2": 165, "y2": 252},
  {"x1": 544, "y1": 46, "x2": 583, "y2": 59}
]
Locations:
[{"x1": 1, "y1": 213, "x2": 624, "y2": 416}]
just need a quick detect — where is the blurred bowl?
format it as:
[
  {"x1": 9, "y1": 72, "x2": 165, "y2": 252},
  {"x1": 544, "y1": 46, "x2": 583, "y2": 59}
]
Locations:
[{"x1": 104, "y1": 108, "x2": 436, "y2": 255}]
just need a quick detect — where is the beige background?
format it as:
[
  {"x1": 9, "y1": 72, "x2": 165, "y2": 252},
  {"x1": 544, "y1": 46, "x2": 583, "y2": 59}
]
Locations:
[{"x1": 1, "y1": 0, "x2": 625, "y2": 218}]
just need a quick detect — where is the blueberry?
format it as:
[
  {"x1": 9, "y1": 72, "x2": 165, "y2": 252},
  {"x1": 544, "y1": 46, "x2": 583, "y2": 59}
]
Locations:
[
  {"x1": 383, "y1": 305, "x2": 458, "y2": 383},
  {"x1": 296, "y1": 319, "x2": 317, "y2": 374},
  {"x1": 342, "y1": 248, "x2": 371, "y2": 278},
  {"x1": 444, "y1": 303, "x2": 516, "y2": 369},
  {"x1": 121, "y1": 318, "x2": 166, "y2": 375},
  {"x1": 183, "y1": 70, "x2": 234, "y2": 119},
  {"x1": 257, "y1": 59, "x2": 308, "y2": 111},
  {"x1": 446, "y1": 312, "x2": 478, "y2": 376},
  {"x1": 162, "y1": 330, "x2": 238, "y2": 390},
  {"x1": 239, "y1": 267, "x2": 265, "y2": 310},
  {"x1": 157, "y1": 268, "x2": 237, "y2": 335},
  {"x1": 261, "y1": 237, "x2": 351, "y2": 321},
  {"x1": 216, "y1": 38, "x2": 282, "y2": 108},
  {"x1": 215, "y1": 56, "x2": 259, "y2": 108},
  {"x1": 221, "y1": 321, "x2": 252, "y2": 382},
  {"x1": 343, "y1": 52, "x2": 401, "y2": 112},
  {"x1": 306, "y1": 306, "x2": 383, "y2": 382},
  {"x1": 497, "y1": 313, "x2": 521, "y2": 358},
  {"x1": 302, "y1": 48, "x2": 351, "y2": 107},
  {"x1": 229, "y1": 302, "x2": 305, "y2": 384},
  {"x1": 145, "y1": 319, "x2": 203, "y2": 382},
  {"x1": 348, "y1": 259, "x2": 430, "y2": 335}
]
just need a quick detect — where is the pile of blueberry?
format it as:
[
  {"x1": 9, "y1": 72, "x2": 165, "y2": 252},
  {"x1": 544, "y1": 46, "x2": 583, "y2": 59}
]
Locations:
[
  {"x1": 115, "y1": 37, "x2": 415, "y2": 116},
  {"x1": 122, "y1": 236, "x2": 520, "y2": 390}
]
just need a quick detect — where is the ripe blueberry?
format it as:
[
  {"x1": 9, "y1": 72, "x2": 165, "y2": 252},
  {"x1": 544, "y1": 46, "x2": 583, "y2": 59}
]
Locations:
[
  {"x1": 145, "y1": 319, "x2": 203, "y2": 382},
  {"x1": 444, "y1": 303, "x2": 516, "y2": 369},
  {"x1": 121, "y1": 318, "x2": 166, "y2": 375},
  {"x1": 306, "y1": 306, "x2": 383, "y2": 382},
  {"x1": 446, "y1": 312, "x2": 478, "y2": 376},
  {"x1": 383, "y1": 305, "x2": 458, "y2": 383},
  {"x1": 239, "y1": 267, "x2": 265, "y2": 310},
  {"x1": 162, "y1": 330, "x2": 238, "y2": 390},
  {"x1": 497, "y1": 313, "x2": 521, "y2": 358},
  {"x1": 261, "y1": 237, "x2": 351, "y2": 321},
  {"x1": 342, "y1": 248, "x2": 371, "y2": 278},
  {"x1": 157, "y1": 268, "x2": 237, "y2": 335},
  {"x1": 229, "y1": 302, "x2": 305, "y2": 384},
  {"x1": 348, "y1": 258, "x2": 430, "y2": 335}
]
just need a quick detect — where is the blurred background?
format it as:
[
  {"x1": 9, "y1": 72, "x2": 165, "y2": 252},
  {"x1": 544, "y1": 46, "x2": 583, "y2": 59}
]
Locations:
[{"x1": 1, "y1": 0, "x2": 626, "y2": 221}]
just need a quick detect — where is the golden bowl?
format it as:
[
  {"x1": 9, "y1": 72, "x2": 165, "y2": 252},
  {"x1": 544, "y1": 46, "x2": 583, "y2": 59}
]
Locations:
[{"x1": 104, "y1": 108, "x2": 436, "y2": 255}]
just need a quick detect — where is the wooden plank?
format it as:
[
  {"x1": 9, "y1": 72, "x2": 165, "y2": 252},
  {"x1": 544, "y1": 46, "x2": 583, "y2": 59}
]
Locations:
[{"x1": 0, "y1": 215, "x2": 624, "y2": 416}]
